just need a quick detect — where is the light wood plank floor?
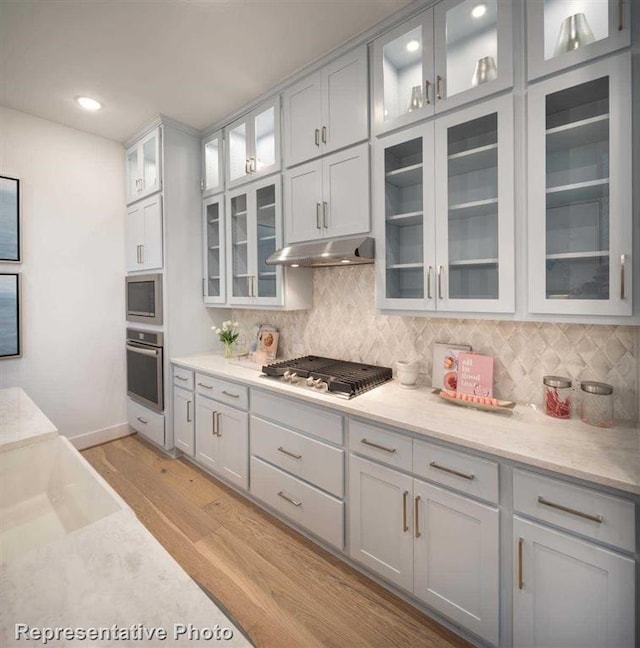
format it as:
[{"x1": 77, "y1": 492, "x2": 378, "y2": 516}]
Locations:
[{"x1": 83, "y1": 435, "x2": 471, "y2": 648}]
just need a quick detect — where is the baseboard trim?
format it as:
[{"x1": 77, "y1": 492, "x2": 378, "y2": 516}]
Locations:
[{"x1": 68, "y1": 423, "x2": 132, "y2": 451}]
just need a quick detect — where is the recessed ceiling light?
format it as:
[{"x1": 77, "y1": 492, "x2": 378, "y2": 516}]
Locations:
[
  {"x1": 471, "y1": 3, "x2": 487, "y2": 18},
  {"x1": 406, "y1": 39, "x2": 420, "y2": 53},
  {"x1": 291, "y1": 263, "x2": 300, "y2": 268},
  {"x1": 76, "y1": 96, "x2": 102, "y2": 111}
]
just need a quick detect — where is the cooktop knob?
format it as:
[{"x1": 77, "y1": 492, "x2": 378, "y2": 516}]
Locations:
[
  {"x1": 289, "y1": 372, "x2": 299, "y2": 384},
  {"x1": 306, "y1": 376, "x2": 316, "y2": 386},
  {"x1": 316, "y1": 381, "x2": 329, "y2": 392},
  {"x1": 283, "y1": 370, "x2": 292, "y2": 382}
]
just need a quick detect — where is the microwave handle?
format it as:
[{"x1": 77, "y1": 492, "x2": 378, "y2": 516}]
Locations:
[{"x1": 126, "y1": 343, "x2": 159, "y2": 357}]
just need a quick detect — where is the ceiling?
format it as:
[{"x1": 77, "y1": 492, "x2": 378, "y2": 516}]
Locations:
[{"x1": 0, "y1": 0, "x2": 413, "y2": 143}]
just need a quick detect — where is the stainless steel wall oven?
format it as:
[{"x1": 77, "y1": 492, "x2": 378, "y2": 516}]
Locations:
[{"x1": 126, "y1": 328, "x2": 164, "y2": 412}]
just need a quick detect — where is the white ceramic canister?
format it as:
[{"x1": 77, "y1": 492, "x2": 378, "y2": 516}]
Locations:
[{"x1": 396, "y1": 359, "x2": 419, "y2": 389}]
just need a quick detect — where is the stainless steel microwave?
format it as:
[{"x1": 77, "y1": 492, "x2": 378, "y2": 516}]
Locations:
[{"x1": 126, "y1": 273, "x2": 163, "y2": 325}]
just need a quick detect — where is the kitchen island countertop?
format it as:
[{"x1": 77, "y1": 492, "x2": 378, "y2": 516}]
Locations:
[{"x1": 0, "y1": 387, "x2": 58, "y2": 451}]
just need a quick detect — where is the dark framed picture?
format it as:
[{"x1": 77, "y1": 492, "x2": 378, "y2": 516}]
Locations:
[
  {"x1": 0, "y1": 273, "x2": 21, "y2": 358},
  {"x1": 0, "y1": 175, "x2": 20, "y2": 262}
]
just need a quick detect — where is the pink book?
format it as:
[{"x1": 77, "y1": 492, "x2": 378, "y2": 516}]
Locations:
[{"x1": 456, "y1": 353, "x2": 494, "y2": 397}]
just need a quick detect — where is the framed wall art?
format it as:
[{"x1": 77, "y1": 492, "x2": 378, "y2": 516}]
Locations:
[
  {"x1": 0, "y1": 175, "x2": 20, "y2": 262},
  {"x1": 0, "y1": 273, "x2": 21, "y2": 358}
]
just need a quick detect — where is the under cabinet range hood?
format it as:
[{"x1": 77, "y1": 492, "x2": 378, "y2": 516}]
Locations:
[{"x1": 266, "y1": 236, "x2": 374, "y2": 267}]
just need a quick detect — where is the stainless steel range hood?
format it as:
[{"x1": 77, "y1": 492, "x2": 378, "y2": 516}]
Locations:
[{"x1": 266, "y1": 236, "x2": 374, "y2": 267}]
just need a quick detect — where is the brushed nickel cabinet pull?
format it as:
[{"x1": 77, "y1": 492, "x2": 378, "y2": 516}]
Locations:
[
  {"x1": 200, "y1": 178, "x2": 205, "y2": 191},
  {"x1": 361, "y1": 438, "x2": 397, "y2": 454},
  {"x1": 250, "y1": 157, "x2": 256, "y2": 173},
  {"x1": 316, "y1": 203, "x2": 322, "y2": 229},
  {"x1": 321, "y1": 125, "x2": 327, "y2": 144},
  {"x1": 202, "y1": 277, "x2": 206, "y2": 297},
  {"x1": 322, "y1": 201, "x2": 328, "y2": 228},
  {"x1": 186, "y1": 400, "x2": 192, "y2": 423},
  {"x1": 424, "y1": 79, "x2": 431, "y2": 104},
  {"x1": 402, "y1": 490, "x2": 409, "y2": 532},
  {"x1": 315, "y1": 128, "x2": 320, "y2": 147},
  {"x1": 537, "y1": 496, "x2": 603, "y2": 523},
  {"x1": 436, "y1": 75, "x2": 443, "y2": 101},
  {"x1": 427, "y1": 266, "x2": 433, "y2": 299},
  {"x1": 414, "y1": 495, "x2": 421, "y2": 538},
  {"x1": 197, "y1": 382, "x2": 213, "y2": 389},
  {"x1": 221, "y1": 390, "x2": 240, "y2": 398},
  {"x1": 139, "y1": 245, "x2": 144, "y2": 264},
  {"x1": 518, "y1": 537, "x2": 524, "y2": 590},
  {"x1": 620, "y1": 254, "x2": 626, "y2": 299},
  {"x1": 250, "y1": 275, "x2": 255, "y2": 297},
  {"x1": 278, "y1": 491, "x2": 302, "y2": 507},
  {"x1": 212, "y1": 410, "x2": 218, "y2": 436},
  {"x1": 437, "y1": 265, "x2": 443, "y2": 300},
  {"x1": 245, "y1": 159, "x2": 250, "y2": 175},
  {"x1": 175, "y1": 375, "x2": 188, "y2": 381},
  {"x1": 429, "y1": 461, "x2": 475, "y2": 481},
  {"x1": 278, "y1": 446, "x2": 302, "y2": 459},
  {"x1": 136, "y1": 417, "x2": 148, "y2": 425},
  {"x1": 618, "y1": 0, "x2": 624, "y2": 30}
]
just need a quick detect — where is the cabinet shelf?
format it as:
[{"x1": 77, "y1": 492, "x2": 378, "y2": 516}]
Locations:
[
  {"x1": 545, "y1": 251, "x2": 609, "y2": 261},
  {"x1": 546, "y1": 114, "x2": 609, "y2": 153},
  {"x1": 259, "y1": 235, "x2": 276, "y2": 242},
  {"x1": 387, "y1": 263, "x2": 424, "y2": 270},
  {"x1": 232, "y1": 210, "x2": 248, "y2": 217},
  {"x1": 258, "y1": 202, "x2": 276, "y2": 211},
  {"x1": 209, "y1": 275, "x2": 220, "y2": 280},
  {"x1": 386, "y1": 211, "x2": 423, "y2": 227},
  {"x1": 449, "y1": 258, "x2": 498, "y2": 267},
  {"x1": 234, "y1": 273, "x2": 251, "y2": 278},
  {"x1": 448, "y1": 198, "x2": 498, "y2": 219},
  {"x1": 546, "y1": 178, "x2": 609, "y2": 208},
  {"x1": 208, "y1": 218, "x2": 219, "y2": 225},
  {"x1": 208, "y1": 245, "x2": 220, "y2": 251},
  {"x1": 258, "y1": 272, "x2": 276, "y2": 278},
  {"x1": 385, "y1": 163, "x2": 423, "y2": 187},
  {"x1": 233, "y1": 240, "x2": 248, "y2": 246},
  {"x1": 448, "y1": 143, "x2": 497, "y2": 176}
]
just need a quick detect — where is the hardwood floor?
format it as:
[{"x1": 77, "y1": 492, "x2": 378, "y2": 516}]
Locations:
[{"x1": 82, "y1": 435, "x2": 471, "y2": 648}]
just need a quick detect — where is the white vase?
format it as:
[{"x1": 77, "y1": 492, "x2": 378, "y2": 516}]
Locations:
[{"x1": 396, "y1": 359, "x2": 419, "y2": 389}]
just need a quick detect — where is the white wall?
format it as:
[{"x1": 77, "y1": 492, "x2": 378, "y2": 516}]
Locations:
[{"x1": 0, "y1": 106, "x2": 127, "y2": 440}]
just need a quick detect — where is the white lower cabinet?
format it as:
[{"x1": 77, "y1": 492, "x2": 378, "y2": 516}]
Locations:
[
  {"x1": 173, "y1": 386, "x2": 194, "y2": 456},
  {"x1": 127, "y1": 398, "x2": 164, "y2": 447}
]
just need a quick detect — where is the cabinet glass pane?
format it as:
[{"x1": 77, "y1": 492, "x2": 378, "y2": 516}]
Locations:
[
  {"x1": 254, "y1": 107, "x2": 275, "y2": 173},
  {"x1": 142, "y1": 137, "x2": 158, "y2": 190},
  {"x1": 126, "y1": 148, "x2": 138, "y2": 197},
  {"x1": 447, "y1": 113, "x2": 498, "y2": 300},
  {"x1": 205, "y1": 139, "x2": 220, "y2": 190},
  {"x1": 256, "y1": 184, "x2": 277, "y2": 298},
  {"x1": 545, "y1": 76, "x2": 610, "y2": 300},
  {"x1": 206, "y1": 202, "x2": 221, "y2": 298},
  {"x1": 230, "y1": 194, "x2": 249, "y2": 297},
  {"x1": 384, "y1": 137, "x2": 424, "y2": 299},
  {"x1": 229, "y1": 123, "x2": 247, "y2": 182},
  {"x1": 543, "y1": 0, "x2": 609, "y2": 62},
  {"x1": 445, "y1": 0, "x2": 498, "y2": 98},
  {"x1": 382, "y1": 27, "x2": 424, "y2": 124}
]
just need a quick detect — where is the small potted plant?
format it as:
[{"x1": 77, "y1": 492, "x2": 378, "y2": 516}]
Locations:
[{"x1": 213, "y1": 321, "x2": 240, "y2": 358}]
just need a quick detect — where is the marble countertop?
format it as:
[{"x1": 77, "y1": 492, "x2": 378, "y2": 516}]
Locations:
[
  {"x1": 0, "y1": 387, "x2": 58, "y2": 451},
  {"x1": 172, "y1": 353, "x2": 640, "y2": 496}
]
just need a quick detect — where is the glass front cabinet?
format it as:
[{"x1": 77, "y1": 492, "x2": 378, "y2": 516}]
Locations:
[
  {"x1": 527, "y1": 53, "x2": 632, "y2": 317},
  {"x1": 376, "y1": 95, "x2": 514, "y2": 313},
  {"x1": 202, "y1": 195, "x2": 226, "y2": 305},
  {"x1": 372, "y1": 0, "x2": 512, "y2": 135},
  {"x1": 201, "y1": 130, "x2": 223, "y2": 197},
  {"x1": 125, "y1": 127, "x2": 162, "y2": 205}
]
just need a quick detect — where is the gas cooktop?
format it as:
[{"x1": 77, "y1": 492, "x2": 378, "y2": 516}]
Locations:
[{"x1": 261, "y1": 355, "x2": 393, "y2": 399}]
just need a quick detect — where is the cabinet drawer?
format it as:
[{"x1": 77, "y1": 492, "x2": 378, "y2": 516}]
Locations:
[
  {"x1": 251, "y1": 416, "x2": 344, "y2": 498},
  {"x1": 513, "y1": 469, "x2": 635, "y2": 552},
  {"x1": 173, "y1": 366, "x2": 194, "y2": 390},
  {"x1": 250, "y1": 457, "x2": 344, "y2": 549},
  {"x1": 127, "y1": 399, "x2": 165, "y2": 447},
  {"x1": 413, "y1": 440, "x2": 499, "y2": 504},
  {"x1": 348, "y1": 419, "x2": 412, "y2": 472},
  {"x1": 215, "y1": 378, "x2": 248, "y2": 410},
  {"x1": 251, "y1": 389, "x2": 343, "y2": 445},
  {"x1": 195, "y1": 373, "x2": 217, "y2": 396}
]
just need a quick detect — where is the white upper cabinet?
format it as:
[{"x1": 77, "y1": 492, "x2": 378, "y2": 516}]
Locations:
[
  {"x1": 126, "y1": 194, "x2": 163, "y2": 272},
  {"x1": 372, "y1": 1, "x2": 512, "y2": 136},
  {"x1": 225, "y1": 97, "x2": 280, "y2": 189},
  {"x1": 527, "y1": 53, "x2": 632, "y2": 317},
  {"x1": 526, "y1": 0, "x2": 631, "y2": 81},
  {"x1": 283, "y1": 45, "x2": 368, "y2": 168},
  {"x1": 125, "y1": 127, "x2": 162, "y2": 205},
  {"x1": 201, "y1": 130, "x2": 223, "y2": 197},
  {"x1": 202, "y1": 195, "x2": 226, "y2": 305}
]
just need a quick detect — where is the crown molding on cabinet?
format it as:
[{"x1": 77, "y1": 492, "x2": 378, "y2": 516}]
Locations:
[{"x1": 123, "y1": 113, "x2": 201, "y2": 148}]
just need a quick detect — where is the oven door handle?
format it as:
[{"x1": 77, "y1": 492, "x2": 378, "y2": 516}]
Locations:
[{"x1": 126, "y1": 343, "x2": 160, "y2": 357}]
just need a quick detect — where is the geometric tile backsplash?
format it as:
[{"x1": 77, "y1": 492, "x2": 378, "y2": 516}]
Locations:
[{"x1": 233, "y1": 265, "x2": 639, "y2": 424}]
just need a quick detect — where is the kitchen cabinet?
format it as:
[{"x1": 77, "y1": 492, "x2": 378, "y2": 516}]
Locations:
[
  {"x1": 202, "y1": 195, "x2": 226, "y2": 304},
  {"x1": 284, "y1": 142, "x2": 370, "y2": 244},
  {"x1": 526, "y1": 0, "x2": 631, "y2": 81},
  {"x1": 371, "y1": 0, "x2": 512, "y2": 136},
  {"x1": 125, "y1": 194, "x2": 163, "y2": 272},
  {"x1": 127, "y1": 398, "x2": 164, "y2": 447},
  {"x1": 173, "y1": 385, "x2": 194, "y2": 456},
  {"x1": 125, "y1": 127, "x2": 161, "y2": 204},
  {"x1": 376, "y1": 94, "x2": 514, "y2": 313},
  {"x1": 201, "y1": 129, "x2": 223, "y2": 197},
  {"x1": 527, "y1": 53, "x2": 632, "y2": 316},
  {"x1": 283, "y1": 44, "x2": 368, "y2": 168},
  {"x1": 225, "y1": 97, "x2": 280, "y2": 189}
]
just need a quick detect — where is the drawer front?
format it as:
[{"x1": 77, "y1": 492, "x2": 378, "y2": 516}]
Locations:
[
  {"x1": 195, "y1": 373, "x2": 217, "y2": 397},
  {"x1": 250, "y1": 457, "x2": 344, "y2": 549},
  {"x1": 214, "y1": 378, "x2": 249, "y2": 410},
  {"x1": 173, "y1": 366, "x2": 194, "y2": 390},
  {"x1": 251, "y1": 415, "x2": 344, "y2": 498},
  {"x1": 251, "y1": 389, "x2": 343, "y2": 445},
  {"x1": 127, "y1": 399, "x2": 165, "y2": 447},
  {"x1": 348, "y1": 419, "x2": 412, "y2": 472},
  {"x1": 413, "y1": 440, "x2": 499, "y2": 504},
  {"x1": 513, "y1": 469, "x2": 635, "y2": 552}
]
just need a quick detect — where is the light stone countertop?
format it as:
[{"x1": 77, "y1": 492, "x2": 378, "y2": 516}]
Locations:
[
  {"x1": 0, "y1": 387, "x2": 58, "y2": 451},
  {"x1": 172, "y1": 353, "x2": 640, "y2": 496}
]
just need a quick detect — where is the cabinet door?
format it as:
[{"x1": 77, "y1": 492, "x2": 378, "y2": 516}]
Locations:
[
  {"x1": 139, "y1": 128, "x2": 161, "y2": 199},
  {"x1": 513, "y1": 516, "x2": 635, "y2": 648},
  {"x1": 349, "y1": 455, "x2": 414, "y2": 592},
  {"x1": 252, "y1": 97, "x2": 280, "y2": 180},
  {"x1": 527, "y1": 0, "x2": 631, "y2": 81},
  {"x1": 372, "y1": 9, "x2": 435, "y2": 136},
  {"x1": 173, "y1": 386, "x2": 194, "y2": 456},
  {"x1": 202, "y1": 196, "x2": 226, "y2": 304},
  {"x1": 284, "y1": 158, "x2": 323, "y2": 244},
  {"x1": 433, "y1": 0, "x2": 513, "y2": 114},
  {"x1": 434, "y1": 94, "x2": 514, "y2": 312},
  {"x1": 126, "y1": 202, "x2": 145, "y2": 272},
  {"x1": 527, "y1": 54, "x2": 632, "y2": 316},
  {"x1": 216, "y1": 401, "x2": 249, "y2": 490},
  {"x1": 414, "y1": 480, "x2": 499, "y2": 645},
  {"x1": 283, "y1": 71, "x2": 323, "y2": 168},
  {"x1": 321, "y1": 44, "x2": 369, "y2": 156},
  {"x1": 253, "y1": 179, "x2": 282, "y2": 305},
  {"x1": 140, "y1": 194, "x2": 163, "y2": 271},
  {"x1": 125, "y1": 143, "x2": 139, "y2": 205},
  {"x1": 226, "y1": 117, "x2": 250, "y2": 188},
  {"x1": 322, "y1": 143, "x2": 370, "y2": 239},
  {"x1": 226, "y1": 187, "x2": 253, "y2": 305},
  {"x1": 202, "y1": 130, "x2": 223, "y2": 197},
  {"x1": 195, "y1": 395, "x2": 219, "y2": 474}
]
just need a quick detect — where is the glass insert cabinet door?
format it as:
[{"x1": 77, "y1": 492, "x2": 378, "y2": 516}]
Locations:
[
  {"x1": 527, "y1": 0, "x2": 631, "y2": 80},
  {"x1": 527, "y1": 53, "x2": 632, "y2": 316},
  {"x1": 228, "y1": 190, "x2": 251, "y2": 303},
  {"x1": 202, "y1": 196, "x2": 225, "y2": 305},
  {"x1": 202, "y1": 130, "x2": 223, "y2": 197},
  {"x1": 125, "y1": 127, "x2": 161, "y2": 204}
]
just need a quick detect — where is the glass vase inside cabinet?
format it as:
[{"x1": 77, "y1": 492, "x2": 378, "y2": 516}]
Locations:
[
  {"x1": 433, "y1": 0, "x2": 512, "y2": 112},
  {"x1": 372, "y1": 10, "x2": 435, "y2": 135},
  {"x1": 228, "y1": 191, "x2": 252, "y2": 304},
  {"x1": 202, "y1": 130, "x2": 223, "y2": 197},
  {"x1": 255, "y1": 182, "x2": 280, "y2": 300},
  {"x1": 434, "y1": 95, "x2": 514, "y2": 313},
  {"x1": 203, "y1": 196, "x2": 225, "y2": 305},
  {"x1": 527, "y1": 0, "x2": 630, "y2": 80},
  {"x1": 527, "y1": 54, "x2": 632, "y2": 316}
]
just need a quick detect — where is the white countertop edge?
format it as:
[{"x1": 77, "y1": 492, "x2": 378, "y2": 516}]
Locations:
[{"x1": 0, "y1": 387, "x2": 58, "y2": 452}]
